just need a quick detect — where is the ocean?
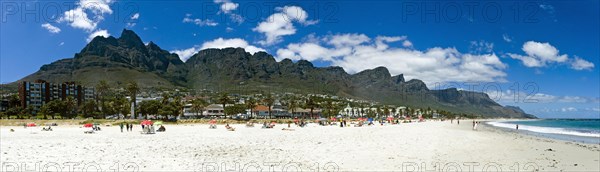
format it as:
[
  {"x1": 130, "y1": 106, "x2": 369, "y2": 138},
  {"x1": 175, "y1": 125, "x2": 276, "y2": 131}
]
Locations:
[{"x1": 487, "y1": 119, "x2": 600, "y2": 144}]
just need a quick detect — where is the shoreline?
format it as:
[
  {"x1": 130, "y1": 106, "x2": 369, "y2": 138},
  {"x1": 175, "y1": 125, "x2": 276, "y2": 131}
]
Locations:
[{"x1": 483, "y1": 119, "x2": 600, "y2": 144}]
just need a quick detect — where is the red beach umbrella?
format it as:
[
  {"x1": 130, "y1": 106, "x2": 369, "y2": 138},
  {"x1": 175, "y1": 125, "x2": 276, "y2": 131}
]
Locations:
[
  {"x1": 209, "y1": 120, "x2": 216, "y2": 124},
  {"x1": 26, "y1": 123, "x2": 37, "y2": 127},
  {"x1": 83, "y1": 123, "x2": 93, "y2": 128},
  {"x1": 141, "y1": 120, "x2": 153, "y2": 125}
]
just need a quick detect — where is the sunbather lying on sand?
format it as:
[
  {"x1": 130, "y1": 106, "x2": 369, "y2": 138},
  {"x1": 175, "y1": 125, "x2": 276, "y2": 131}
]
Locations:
[
  {"x1": 225, "y1": 124, "x2": 235, "y2": 131},
  {"x1": 282, "y1": 128, "x2": 295, "y2": 131}
]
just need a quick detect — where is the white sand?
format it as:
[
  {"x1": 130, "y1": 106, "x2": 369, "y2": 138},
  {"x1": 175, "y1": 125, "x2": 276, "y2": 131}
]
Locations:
[{"x1": 1, "y1": 121, "x2": 599, "y2": 171}]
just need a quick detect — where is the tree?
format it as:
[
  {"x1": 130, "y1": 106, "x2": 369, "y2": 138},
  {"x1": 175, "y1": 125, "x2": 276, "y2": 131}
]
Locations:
[
  {"x1": 42, "y1": 100, "x2": 64, "y2": 119},
  {"x1": 96, "y1": 80, "x2": 110, "y2": 117},
  {"x1": 6, "y1": 107, "x2": 23, "y2": 119},
  {"x1": 303, "y1": 96, "x2": 320, "y2": 119},
  {"x1": 322, "y1": 99, "x2": 335, "y2": 118},
  {"x1": 173, "y1": 96, "x2": 184, "y2": 119},
  {"x1": 262, "y1": 94, "x2": 275, "y2": 119},
  {"x1": 126, "y1": 81, "x2": 139, "y2": 119},
  {"x1": 64, "y1": 96, "x2": 77, "y2": 119},
  {"x1": 284, "y1": 96, "x2": 299, "y2": 117},
  {"x1": 113, "y1": 95, "x2": 130, "y2": 118},
  {"x1": 224, "y1": 104, "x2": 246, "y2": 117},
  {"x1": 8, "y1": 94, "x2": 20, "y2": 108},
  {"x1": 80, "y1": 100, "x2": 97, "y2": 118},
  {"x1": 191, "y1": 98, "x2": 209, "y2": 117},
  {"x1": 139, "y1": 100, "x2": 160, "y2": 119},
  {"x1": 244, "y1": 97, "x2": 257, "y2": 119},
  {"x1": 214, "y1": 93, "x2": 232, "y2": 118}
]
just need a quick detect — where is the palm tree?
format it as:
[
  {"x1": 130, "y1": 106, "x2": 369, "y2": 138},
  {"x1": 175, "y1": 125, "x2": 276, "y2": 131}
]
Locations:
[
  {"x1": 303, "y1": 96, "x2": 319, "y2": 119},
  {"x1": 244, "y1": 97, "x2": 258, "y2": 119},
  {"x1": 285, "y1": 96, "x2": 299, "y2": 117},
  {"x1": 173, "y1": 96, "x2": 184, "y2": 119},
  {"x1": 191, "y1": 98, "x2": 209, "y2": 118},
  {"x1": 126, "y1": 81, "x2": 139, "y2": 119},
  {"x1": 64, "y1": 96, "x2": 76, "y2": 119},
  {"x1": 262, "y1": 94, "x2": 275, "y2": 119},
  {"x1": 215, "y1": 92, "x2": 232, "y2": 118},
  {"x1": 96, "y1": 80, "x2": 110, "y2": 117}
]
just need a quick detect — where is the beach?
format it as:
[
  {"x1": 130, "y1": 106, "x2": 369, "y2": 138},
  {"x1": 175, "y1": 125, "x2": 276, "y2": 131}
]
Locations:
[{"x1": 1, "y1": 121, "x2": 599, "y2": 171}]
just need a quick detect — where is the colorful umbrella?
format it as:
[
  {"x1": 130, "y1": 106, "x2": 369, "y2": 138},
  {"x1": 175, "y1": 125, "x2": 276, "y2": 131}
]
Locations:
[
  {"x1": 209, "y1": 120, "x2": 216, "y2": 124},
  {"x1": 26, "y1": 123, "x2": 37, "y2": 127},
  {"x1": 154, "y1": 121, "x2": 163, "y2": 125},
  {"x1": 141, "y1": 120, "x2": 153, "y2": 125},
  {"x1": 83, "y1": 123, "x2": 93, "y2": 128}
]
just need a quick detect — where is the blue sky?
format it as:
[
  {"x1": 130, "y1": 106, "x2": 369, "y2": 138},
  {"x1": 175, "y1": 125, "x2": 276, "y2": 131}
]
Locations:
[{"x1": 1, "y1": 0, "x2": 599, "y2": 118}]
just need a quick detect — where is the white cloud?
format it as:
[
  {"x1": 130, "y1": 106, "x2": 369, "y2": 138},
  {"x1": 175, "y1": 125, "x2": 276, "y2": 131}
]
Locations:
[
  {"x1": 171, "y1": 38, "x2": 265, "y2": 62},
  {"x1": 200, "y1": 38, "x2": 266, "y2": 54},
  {"x1": 214, "y1": 0, "x2": 244, "y2": 24},
  {"x1": 539, "y1": 4, "x2": 555, "y2": 14},
  {"x1": 41, "y1": 23, "x2": 61, "y2": 33},
  {"x1": 402, "y1": 40, "x2": 413, "y2": 48},
  {"x1": 58, "y1": 0, "x2": 114, "y2": 32},
  {"x1": 171, "y1": 47, "x2": 201, "y2": 62},
  {"x1": 130, "y1": 13, "x2": 139, "y2": 20},
  {"x1": 469, "y1": 40, "x2": 494, "y2": 53},
  {"x1": 485, "y1": 90, "x2": 599, "y2": 104},
  {"x1": 86, "y1": 29, "x2": 110, "y2": 42},
  {"x1": 570, "y1": 56, "x2": 595, "y2": 70},
  {"x1": 561, "y1": 107, "x2": 577, "y2": 112},
  {"x1": 220, "y1": 2, "x2": 239, "y2": 14},
  {"x1": 183, "y1": 14, "x2": 218, "y2": 27},
  {"x1": 502, "y1": 34, "x2": 512, "y2": 42},
  {"x1": 508, "y1": 41, "x2": 568, "y2": 67},
  {"x1": 125, "y1": 13, "x2": 139, "y2": 28},
  {"x1": 126, "y1": 23, "x2": 136, "y2": 28},
  {"x1": 253, "y1": 6, "x2": 318, "y2": 46},
  {"x1": 59, "y1": 42, "x2": 65, "y2": 46},
  {"x1": 276, "y1": 34, "x2": 507, "y2": 85}
]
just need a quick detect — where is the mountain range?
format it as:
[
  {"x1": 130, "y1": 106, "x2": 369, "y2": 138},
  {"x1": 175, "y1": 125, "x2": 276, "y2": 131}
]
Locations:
[{"x1": 15, "y1": 29, "x2": 536, "y2": 118}]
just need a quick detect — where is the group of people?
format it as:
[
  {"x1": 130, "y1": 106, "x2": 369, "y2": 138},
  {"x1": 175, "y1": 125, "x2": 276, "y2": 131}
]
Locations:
[
  {"x1": 262, "y1": 122, "x2": 276, "y2": 129},
  {"x1": 119, "y1": 123, "x2": 134, "y2": 132},
  {"x1": 42, "y1": 126, "x2": 52, "y2": 131},
  {"x1": 472, "y1": 120, "x2": 480, "y2": 130}
]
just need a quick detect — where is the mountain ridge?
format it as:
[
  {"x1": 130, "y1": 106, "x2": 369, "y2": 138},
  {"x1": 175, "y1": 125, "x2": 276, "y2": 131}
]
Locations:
[{"x1": 14, "y1": 29, "x2": 536, "y2": 118}]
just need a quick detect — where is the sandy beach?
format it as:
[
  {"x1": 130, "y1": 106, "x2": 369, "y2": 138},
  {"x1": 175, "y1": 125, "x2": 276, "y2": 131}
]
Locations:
[{"x1": 1, "y1": 121, "x2": 599, "y2": 171}]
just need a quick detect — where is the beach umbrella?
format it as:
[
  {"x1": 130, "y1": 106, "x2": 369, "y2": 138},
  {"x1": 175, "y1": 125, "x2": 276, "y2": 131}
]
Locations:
[
  {"x1": 154, "y1": 121, "x2": 163, "y2": 125},
  {"x1": 209, "y1": 120, "x2": 217, "y2": 124},
  {"x1": 141, "y1": 120, "x2": 153, "y2": 125},
  {"x1": 26, "y1": 123, "x2": 37, "y2": 127},
  {"x1": 83, "y1": 123, "x2": 93, "y2": 128}
]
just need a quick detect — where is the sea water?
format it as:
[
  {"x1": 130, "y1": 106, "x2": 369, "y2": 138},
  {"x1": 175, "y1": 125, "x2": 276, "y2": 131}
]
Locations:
[{"x1": 487, "y1": 119, "x2": 600, "y2": 144}]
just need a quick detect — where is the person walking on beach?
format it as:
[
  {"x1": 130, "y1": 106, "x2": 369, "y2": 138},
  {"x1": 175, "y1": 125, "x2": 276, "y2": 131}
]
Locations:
[
  {"x1": 120, "y1": 123, "x2": 124, "y2": 133},
  {"x1": 516, "y1": 124, "x2": 519, "y2": 130}
]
